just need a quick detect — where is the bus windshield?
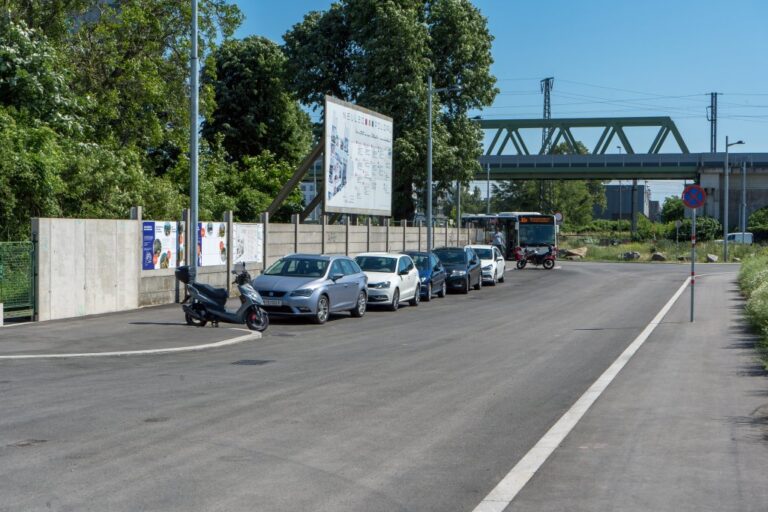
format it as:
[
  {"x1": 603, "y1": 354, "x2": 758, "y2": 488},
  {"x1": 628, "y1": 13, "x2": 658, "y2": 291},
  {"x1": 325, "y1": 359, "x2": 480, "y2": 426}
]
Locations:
[{"x1": 519, "y1": 224, "x2": 556, "y2": 246}]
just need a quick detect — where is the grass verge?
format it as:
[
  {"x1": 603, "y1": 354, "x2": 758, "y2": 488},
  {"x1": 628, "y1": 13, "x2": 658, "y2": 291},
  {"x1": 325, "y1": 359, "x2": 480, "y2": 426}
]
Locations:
[
  {"x1": 559, "y1": 238, "x2": 763, "y2": 263},
  {"x1": 737, "y1": 250, "x2": 768, "y2": 367}
]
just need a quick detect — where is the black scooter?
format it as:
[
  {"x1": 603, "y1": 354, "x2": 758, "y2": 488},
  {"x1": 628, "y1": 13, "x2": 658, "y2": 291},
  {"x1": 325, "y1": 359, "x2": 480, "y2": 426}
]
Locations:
[{"x1": 175, "y1": 263, "x2": 269, "y2": 332}]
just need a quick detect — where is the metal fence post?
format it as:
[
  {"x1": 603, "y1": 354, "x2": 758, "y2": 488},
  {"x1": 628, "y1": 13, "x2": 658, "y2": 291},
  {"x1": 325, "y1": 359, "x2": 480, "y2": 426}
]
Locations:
[
  {"x1": 402, "y1": 220, "x2": 408, "y2": 251},
  {"x1": 366, "y1": 217, "x2": 371, "y2": 252},
  {"x1": 321, "y1": 213, "x2": 327, "y2": 254},
  {"x1": 292, "y1": 213, "x2": 300, "y2": 254},
  {"x1": 385, "y1": 218, "x2": 390, "y2": 252},
  {"x1": 345, "y1": 215, "x2": 350, "y2": 255},
  {"x1": 260, "y1": 212, "x2": 269, "y2": 271},
  {"x1": 224, "y1": 211, "x2": 233, "y2": 297}
]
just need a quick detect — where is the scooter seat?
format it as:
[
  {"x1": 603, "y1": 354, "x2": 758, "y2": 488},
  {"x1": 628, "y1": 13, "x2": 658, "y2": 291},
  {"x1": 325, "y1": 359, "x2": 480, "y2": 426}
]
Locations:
[{"x1": 195, "y1": 283, "x2": 229, "y2": 305}]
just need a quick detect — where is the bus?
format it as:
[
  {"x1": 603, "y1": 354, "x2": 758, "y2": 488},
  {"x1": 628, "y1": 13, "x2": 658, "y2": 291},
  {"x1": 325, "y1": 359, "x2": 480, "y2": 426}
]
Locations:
[{"x1": 461, "y1": 212, "x2": 558, "y2": 259}]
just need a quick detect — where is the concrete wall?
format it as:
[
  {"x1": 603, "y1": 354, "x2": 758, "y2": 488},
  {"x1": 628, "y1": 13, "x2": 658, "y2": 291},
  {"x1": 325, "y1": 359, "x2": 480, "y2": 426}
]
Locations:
[
  {"x1": 33, "y1": 217, "x2": 481, "y2": 321},
  {"x1": 700, "y1": 167, "x2": 768, "y2": 229},
  {"x1": 33, "y1": 218, "x2": 140, "y2": 321}
]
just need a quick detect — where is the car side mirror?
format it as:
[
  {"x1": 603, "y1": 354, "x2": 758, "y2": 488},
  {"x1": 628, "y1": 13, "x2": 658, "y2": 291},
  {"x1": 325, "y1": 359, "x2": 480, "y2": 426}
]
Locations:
[
  {"x1": 471, "y1": 258, "x2": 478, "y2": 265},
  {"x1": 399, "y1": 269, "x2": 409, "y2": 276},
  {"x1": 331, "y1": 273, "x2": 344, "y2": 281},
  {"x1": 434, "y1": 265, "x2": 441, "y2": 272}
]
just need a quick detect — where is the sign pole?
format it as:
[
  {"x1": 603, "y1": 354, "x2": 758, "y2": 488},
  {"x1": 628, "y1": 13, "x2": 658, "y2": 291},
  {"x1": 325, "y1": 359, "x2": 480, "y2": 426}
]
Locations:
[
  {"x1": 690, "y1": 207, "x2": 696, "y2": 322},
  {"x1": 682, "y1": 184, "x2": 706, "y2": 323}
]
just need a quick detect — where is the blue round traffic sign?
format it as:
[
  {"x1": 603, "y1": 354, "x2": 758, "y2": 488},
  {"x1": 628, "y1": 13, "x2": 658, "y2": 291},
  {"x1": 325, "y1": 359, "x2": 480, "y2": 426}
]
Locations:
[{"x1": 682, "y1": 184, "x2": 706, "y2": 209}]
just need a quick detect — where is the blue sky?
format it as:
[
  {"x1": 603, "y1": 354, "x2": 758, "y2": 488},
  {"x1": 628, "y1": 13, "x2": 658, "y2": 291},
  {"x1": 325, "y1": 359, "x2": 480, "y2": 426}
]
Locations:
[{"x1": 232, "y1": 0, "x2": 768, "y2": 202}]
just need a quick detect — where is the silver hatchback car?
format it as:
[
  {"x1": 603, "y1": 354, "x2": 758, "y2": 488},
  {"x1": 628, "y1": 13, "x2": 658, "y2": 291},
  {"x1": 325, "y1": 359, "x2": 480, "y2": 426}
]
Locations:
[{"x1": 252, "y1": 254, "x2": 368, "y2": 324}]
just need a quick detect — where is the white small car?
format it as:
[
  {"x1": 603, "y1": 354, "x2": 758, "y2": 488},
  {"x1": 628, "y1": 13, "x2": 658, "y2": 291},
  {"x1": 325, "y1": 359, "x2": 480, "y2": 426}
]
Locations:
[
  {"x1": 354, "y1": 252, "x2": 420, "y2": 311},
  {"x1": 469, "y1": 244, "x2": 506, "y2": 285}
]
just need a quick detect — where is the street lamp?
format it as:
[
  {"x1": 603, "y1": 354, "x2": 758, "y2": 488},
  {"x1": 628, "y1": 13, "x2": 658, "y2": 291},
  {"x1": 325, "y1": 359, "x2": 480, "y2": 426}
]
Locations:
[
  {"x1": 427, "y1": 76, "x2": 460, "y2": 253},
  {"x1": 617, "y1": 146, "x2": 622, "y2": 234},
  {"x1": 724, "y1": 136, "x2": 744, "y2": 262}
]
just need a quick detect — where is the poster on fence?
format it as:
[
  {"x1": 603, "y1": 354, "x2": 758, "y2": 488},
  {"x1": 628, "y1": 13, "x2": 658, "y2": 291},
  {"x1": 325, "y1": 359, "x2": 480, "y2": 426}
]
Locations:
[
  {"x1": 233, "y1": 223, "x2": 263, "y2": 264},
  {"x1": 198, "y1": 222, "x2": 227, "y2": 266},
  {"x1": 142, "y1": 221, "x2": 179, "y2": 270}
]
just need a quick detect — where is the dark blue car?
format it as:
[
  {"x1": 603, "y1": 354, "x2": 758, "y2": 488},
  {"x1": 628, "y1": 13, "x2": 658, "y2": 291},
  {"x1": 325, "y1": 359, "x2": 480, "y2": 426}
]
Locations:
[{"x1": 402, "y1": 251, "x2": 447, "y2": 301}]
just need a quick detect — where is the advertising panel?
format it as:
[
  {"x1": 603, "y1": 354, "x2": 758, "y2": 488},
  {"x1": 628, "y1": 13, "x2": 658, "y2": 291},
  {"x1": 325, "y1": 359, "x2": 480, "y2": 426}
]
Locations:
[
  {"x1": 233, "y1": 223, "x2": 263, "y2": 264},
  {"x1": 324, "y1": 96, "x2": 393, "y2": 216},
  {"x1": 142, "y1": 221, "x2": 180, "y2": 270},
  {"x1": 198, "y1": 222, "x2": 228, "y2": 267}
]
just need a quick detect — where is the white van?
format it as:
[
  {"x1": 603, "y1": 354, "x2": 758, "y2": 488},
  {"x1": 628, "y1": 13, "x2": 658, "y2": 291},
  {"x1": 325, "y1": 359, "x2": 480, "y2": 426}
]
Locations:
[{"x1": 718, "y1": 232, "x2": 754, "y2": 245}]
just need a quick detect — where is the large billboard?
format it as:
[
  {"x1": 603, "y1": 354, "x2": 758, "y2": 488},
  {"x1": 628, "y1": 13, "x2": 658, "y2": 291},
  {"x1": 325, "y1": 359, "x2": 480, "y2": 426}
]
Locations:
[{"x1": 324, "y1": 96, "x2": 393, "y2": 216}]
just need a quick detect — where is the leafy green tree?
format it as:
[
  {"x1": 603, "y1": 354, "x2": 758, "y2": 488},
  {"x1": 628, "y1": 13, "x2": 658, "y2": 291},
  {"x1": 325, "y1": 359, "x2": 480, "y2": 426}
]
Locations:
[
  {"x1": 203, "y1": 36, "x2": 312, "y2": 165},
  {"x1": 661, "y1": 195, "x2": 685, "y2": 222},
  {"x1": 65, "y1": 0, "x2": 242, "y2": 163},
  {"x1": 283, "y1": 0, "x2": 497, "y2": 219},
  {"x1": 748, "y1": 206, "x2": 768, "y2": 228},
  {"x1": 445, "y1": 184, "x2": 487, "y2": 219}
]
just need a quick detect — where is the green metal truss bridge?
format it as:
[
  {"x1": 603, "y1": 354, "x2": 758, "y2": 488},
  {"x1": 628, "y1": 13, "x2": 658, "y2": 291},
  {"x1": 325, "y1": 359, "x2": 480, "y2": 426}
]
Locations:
[{"x1": 473, "y1": 116, "x2": 765, "y2": 180}]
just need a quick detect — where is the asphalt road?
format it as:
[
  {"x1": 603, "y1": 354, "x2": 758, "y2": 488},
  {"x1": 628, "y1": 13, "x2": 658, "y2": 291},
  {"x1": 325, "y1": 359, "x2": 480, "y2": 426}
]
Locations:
[{"x1": 0, "y1": 262, "x2": 759, "y2": 511}]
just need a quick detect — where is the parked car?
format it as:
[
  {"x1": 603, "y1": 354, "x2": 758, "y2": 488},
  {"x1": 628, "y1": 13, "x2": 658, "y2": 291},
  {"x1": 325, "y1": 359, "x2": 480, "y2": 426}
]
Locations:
[
  {"x1": 433, "y1": 246, "x2": 482, "y2": 294},
  {"x1": 252, "y1": 254, "x2": 367, "y2": 324},
  {"x1": 469, "y1": 244, "x2": 506, "y2": 285},
  {"x1": 354, "y1": 252, "x2": 420, "y2": 310},
  {"x1": 403, "y1": 251, "x2": 448, "y2": 301}
]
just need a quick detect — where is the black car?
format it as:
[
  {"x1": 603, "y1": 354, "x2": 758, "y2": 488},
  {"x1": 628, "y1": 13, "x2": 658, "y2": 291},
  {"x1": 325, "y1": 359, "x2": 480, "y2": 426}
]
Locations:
[
  {"x1": 433, "y1": 246, "x2": 482, "y2": 294},
  {"x1": 403, "y1": 251, "x2": 448, "y2": 301}
]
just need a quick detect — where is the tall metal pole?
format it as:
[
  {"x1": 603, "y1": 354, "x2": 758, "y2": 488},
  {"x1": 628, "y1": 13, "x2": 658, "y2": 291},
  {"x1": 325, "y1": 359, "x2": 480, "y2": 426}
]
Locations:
[
  {"x1": 456, "y1": 180, "x2": 461, "y2": 242},
  {"x1": 427, "y1": 76, "x2": 433, "y2": 254},
  {"x1": 708, "y1": 92, "x2": 718, "y2": 153},
  {"x1": 631, "y1": 179, "x2": 638, "y2": 237},
  {"x1": 486, "y1": 163, "x2": 491, "y2": 215},
  {"x1": 741, "y1": 161, "x2": 747, "y2": 235},
  {"x1": 724, "y1": 136, "x2": 730, "y2": 262},
  {"x1": 189, "y1": 0, "x2": 199, "y2": 281}
]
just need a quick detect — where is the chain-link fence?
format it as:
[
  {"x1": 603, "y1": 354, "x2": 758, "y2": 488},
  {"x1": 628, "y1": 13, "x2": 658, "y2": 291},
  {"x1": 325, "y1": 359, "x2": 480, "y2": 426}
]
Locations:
[{"x1": 0, "y1": 241, "x2": 35, "y2": 320}]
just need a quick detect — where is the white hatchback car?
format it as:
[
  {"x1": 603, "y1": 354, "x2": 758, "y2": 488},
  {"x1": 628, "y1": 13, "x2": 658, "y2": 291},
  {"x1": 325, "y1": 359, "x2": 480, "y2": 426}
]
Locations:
[
  {"x1": 354, "y1": 252, "x2": 420, "y2": 311},
  {"x1": 468, "y1": 244, "x2": 506, "y2": 285}
]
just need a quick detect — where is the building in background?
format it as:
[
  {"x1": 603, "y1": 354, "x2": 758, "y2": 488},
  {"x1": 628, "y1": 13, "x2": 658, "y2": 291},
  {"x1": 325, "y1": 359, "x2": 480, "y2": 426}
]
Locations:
[{"x1": 594, "y1": 184, "x2": 651, "y2": 221}]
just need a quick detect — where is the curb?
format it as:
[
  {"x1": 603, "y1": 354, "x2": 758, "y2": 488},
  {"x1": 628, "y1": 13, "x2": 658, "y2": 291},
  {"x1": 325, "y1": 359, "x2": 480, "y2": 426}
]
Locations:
[{"x1": 0, "y1": 330, "x2": 261, "y2": 360}]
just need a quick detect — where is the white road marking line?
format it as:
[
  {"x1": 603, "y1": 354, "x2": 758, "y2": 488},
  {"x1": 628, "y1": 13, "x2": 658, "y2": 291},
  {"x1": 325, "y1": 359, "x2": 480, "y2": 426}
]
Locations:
[
  {"x1": 0, "y1": 331, "x2": 260, "y2": 360},
  {"x1": 472, "y1": 276, "x2": 691, "y2": 512}
]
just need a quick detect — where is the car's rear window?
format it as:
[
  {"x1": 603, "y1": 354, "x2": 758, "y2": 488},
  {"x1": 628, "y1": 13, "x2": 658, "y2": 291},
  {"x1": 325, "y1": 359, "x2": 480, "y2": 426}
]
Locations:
[
  {"x1": 355, "y1": 256, "x2": 397, "y2": 273},
  {"x1": 434, "y1": 250, "x2": 465, "y2": 264},
  {"x1": 264, "y1": 258, "x2": 328, "y2": 277},
  {"x1": 473, "y1": 248, "x2": 493, "y2": 259}
]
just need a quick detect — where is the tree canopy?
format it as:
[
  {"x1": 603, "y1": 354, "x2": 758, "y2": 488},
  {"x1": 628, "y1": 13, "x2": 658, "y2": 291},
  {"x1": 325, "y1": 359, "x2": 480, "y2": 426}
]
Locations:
[{"x1": 283, "y1": 0, "x2": 498, "y2": 219}]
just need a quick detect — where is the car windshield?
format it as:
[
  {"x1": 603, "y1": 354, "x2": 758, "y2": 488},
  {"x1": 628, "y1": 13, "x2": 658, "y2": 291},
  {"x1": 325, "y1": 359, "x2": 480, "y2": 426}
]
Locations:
[
  {"x1": 434, "y1": 250, "x2": 465, "y2": 265},
  {"x1": 473, "y1": 248, "x2": 493, "y2": 259},
  {"x1": 409, "y1": 254, "x2": 429, "y2": 271},
  {"x1": 355, "y1": 256, "x2": 397, "y2": 273},
  {"x1": 264, "y1": 258, "x2": 328, "y2": 277}
]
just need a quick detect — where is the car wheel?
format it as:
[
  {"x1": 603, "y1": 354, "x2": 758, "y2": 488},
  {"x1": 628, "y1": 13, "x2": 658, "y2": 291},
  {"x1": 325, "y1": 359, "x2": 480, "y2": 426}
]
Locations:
[
  {"x1": 437, "y1": 280, "x2": 447, "y2": 298},
  {"x1": 423, "y1": 282, "x2": 432, "y2": 302},
  {"x1": 409, "y1": 286, "x2": 420, "y2": 306},
  {"x1": 474, "y1": 274, "x2": 482, "y2": 290},
  {"x1": 499, "y1": 271, "x2": 505, "y2": 283},
  {"x1": 312, "y1": 294, "x2": 330, "y2": 324},
  {"x1": 388, "y1": 289, "x2": 400, "y2": 311},
  {"x1": 461, "y1": 277, "x2": 470, "y2": 294},
  {"x1": 490, "y1": 271, "x2": 497, "y2": 286},
  {"x1": 350, "y1": 290, "x2": 367, "y2": 318}
]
